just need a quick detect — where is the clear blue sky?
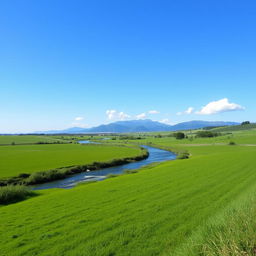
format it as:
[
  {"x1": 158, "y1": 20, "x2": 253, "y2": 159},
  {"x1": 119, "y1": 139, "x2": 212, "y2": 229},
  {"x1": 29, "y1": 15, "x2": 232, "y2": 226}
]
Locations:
[{"x1": 1, "y1": 0, "x2": 256, "y2": 133}]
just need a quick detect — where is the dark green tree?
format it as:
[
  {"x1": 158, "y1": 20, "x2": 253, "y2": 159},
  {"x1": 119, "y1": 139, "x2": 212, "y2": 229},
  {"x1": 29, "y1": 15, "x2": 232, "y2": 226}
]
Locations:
[{"x1": 174, "y1": 132, "x2": 185, "y2": 140}]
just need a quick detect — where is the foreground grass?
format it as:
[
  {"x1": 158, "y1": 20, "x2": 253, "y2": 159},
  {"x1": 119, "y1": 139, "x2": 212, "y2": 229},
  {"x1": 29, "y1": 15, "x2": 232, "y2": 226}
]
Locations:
[
  {"x1": 173, "y1": 189, "x2": 256, "y2": 256},
  {"x1": 1, "y1": 145, "x2": 256, "y2": 255},
  {"x1": 0, "y1": 144, "x2": 143, "y2": 178}
]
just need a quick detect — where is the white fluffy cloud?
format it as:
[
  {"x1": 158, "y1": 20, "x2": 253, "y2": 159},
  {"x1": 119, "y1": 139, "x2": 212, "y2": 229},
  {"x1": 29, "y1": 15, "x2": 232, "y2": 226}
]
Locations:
[
  {"x1": 106, "y1": 110, "x2": 130, "y2": 120},
  {"x1": 160, "y1": 118, "x2": 173, "y2": 125},
  {"x1": 106, "y1": 110, "x2": 116, "y2": 120},
  {"x1": 119, "y1": 111, "x2": 130, "y2": 120},
  {"x1": 148, "y1": 110, "x2": 160, "y2": 114},
  {"x1": 177, "y1": 107, "x2": 194, "y2": 116},
  {"x1": 136, "y1": 113, "x2": 147, "y2": 119},
  {"x1": 185, "y1": 107, "x2": 194, "y2": 114},
  {"x1": 197, "y1": 98, "x2": 245, "y2": 115},
  {"x1": 75, "y1": 117, "x2": 84, "y2": 121}
]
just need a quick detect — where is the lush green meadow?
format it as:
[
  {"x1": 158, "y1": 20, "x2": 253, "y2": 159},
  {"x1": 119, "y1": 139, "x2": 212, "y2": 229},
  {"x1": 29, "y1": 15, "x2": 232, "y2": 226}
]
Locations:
[
  {"x1": 101, "y1": 129, "x2": 256, "y2": 146},
  {"x1": 0, "y1": 135, "x2": 65, "y2": 145},
  {"x1": 1, "y1": 130, "x2": 256, "y2": 255},
  {"x1": 0, "y1": 144, "x2": 143, "y2": 179},
  {"x1": 211, "y1": 123, "x2": 256, "y2": 132},
  {"x1": 175, "y1": 187, "x2": 256, "y2": 256}
]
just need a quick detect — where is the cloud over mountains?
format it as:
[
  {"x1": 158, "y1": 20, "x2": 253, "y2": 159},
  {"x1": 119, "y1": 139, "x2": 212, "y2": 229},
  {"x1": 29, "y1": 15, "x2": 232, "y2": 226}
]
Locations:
[
  {"x1": 176, "y1": 98, "x2": 244, "y2": 116},
  {"x1": 197, "y1": 98, "x2": 245, "y2": 115}
]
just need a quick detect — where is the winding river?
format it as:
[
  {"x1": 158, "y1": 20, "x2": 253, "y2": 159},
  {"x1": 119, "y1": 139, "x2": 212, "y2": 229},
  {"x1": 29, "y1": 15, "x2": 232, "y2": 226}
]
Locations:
[{"x1": 33, "y1": 142, "x2": 176, "y2": 190}]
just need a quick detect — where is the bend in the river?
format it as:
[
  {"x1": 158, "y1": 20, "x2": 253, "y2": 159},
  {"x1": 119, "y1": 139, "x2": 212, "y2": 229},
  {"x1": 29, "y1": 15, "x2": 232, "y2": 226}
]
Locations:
[{"x1": 33, "y1": 142, "x2": 176, "y2": 190}]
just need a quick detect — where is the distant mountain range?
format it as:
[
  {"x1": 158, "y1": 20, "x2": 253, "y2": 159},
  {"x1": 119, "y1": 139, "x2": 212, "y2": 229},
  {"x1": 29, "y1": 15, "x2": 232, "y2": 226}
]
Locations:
[{"x1": 35, "y1": 119, "x2": 239, "y2": 134}]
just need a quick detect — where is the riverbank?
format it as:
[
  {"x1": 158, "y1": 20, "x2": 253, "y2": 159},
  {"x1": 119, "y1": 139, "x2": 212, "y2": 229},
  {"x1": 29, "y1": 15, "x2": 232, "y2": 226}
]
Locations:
[
  {"x1": 0, "y1": 145, "x2": 149, "y2": 186},
  {"x1": 33, "y1": 145, "x2": 176, "y2": 189}
]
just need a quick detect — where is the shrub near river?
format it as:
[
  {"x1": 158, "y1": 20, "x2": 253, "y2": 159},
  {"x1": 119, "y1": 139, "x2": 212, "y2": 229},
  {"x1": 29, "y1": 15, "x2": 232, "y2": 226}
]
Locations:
[{"x1": 0, "y1": 185, "x2": 36, "y2": 205}]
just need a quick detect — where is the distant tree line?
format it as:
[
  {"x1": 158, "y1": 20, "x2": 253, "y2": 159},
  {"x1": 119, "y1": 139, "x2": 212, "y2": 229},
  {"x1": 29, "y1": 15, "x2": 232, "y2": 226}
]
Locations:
[
  {"x1": 119, "y1": 136, "x2": 142, "y2": 140},
  {"x1": 196, "y1": 131, "x2": 220, "y2": 138}
]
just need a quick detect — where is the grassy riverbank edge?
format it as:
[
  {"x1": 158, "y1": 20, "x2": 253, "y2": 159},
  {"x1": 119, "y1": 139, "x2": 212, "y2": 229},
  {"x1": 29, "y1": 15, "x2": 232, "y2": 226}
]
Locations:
[{"x1": 0, "y1": 146, "x2": 149, "y2": 186}]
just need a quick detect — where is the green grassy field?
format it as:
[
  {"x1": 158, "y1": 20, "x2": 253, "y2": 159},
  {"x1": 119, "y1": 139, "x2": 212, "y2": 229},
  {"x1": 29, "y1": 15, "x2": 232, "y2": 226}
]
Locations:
[
  {"x1": 100, "y1": 129, "x2": 256, "y2": 145},
  {"x1": 0, "y1": 144, "x2": 143, "y2": 178},
  {"x1": 0, "y1": 135, "x2": 65, "y2": 145},
  {"x1": 1, "y1": 131, "x2": 256, "y2": 255},
  {"x1": 175, "y1": 187, "x2": 256, "y2": 256},
  {"x1": 211, "y1": 123, "x2": 256, "y2": 132}
]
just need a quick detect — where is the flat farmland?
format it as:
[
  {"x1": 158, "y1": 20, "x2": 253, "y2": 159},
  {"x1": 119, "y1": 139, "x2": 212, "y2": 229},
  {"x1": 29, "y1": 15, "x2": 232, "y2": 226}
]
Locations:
[
  {"x1": 1, "y1": 143, "x2": 256, "y2": 255},
  {"x1": 0, "y1": 135, "x2": 65, "y2": 145},
  {"x1": 0, "y1": 144, "x2": 143, "y2": 178}
]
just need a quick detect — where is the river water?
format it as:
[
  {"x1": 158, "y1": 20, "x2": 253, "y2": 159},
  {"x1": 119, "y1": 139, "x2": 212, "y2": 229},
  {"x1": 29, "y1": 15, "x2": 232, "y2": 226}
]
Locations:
[{"x1": 33, "y1": 143, "x2": 176, "y2": 190}]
